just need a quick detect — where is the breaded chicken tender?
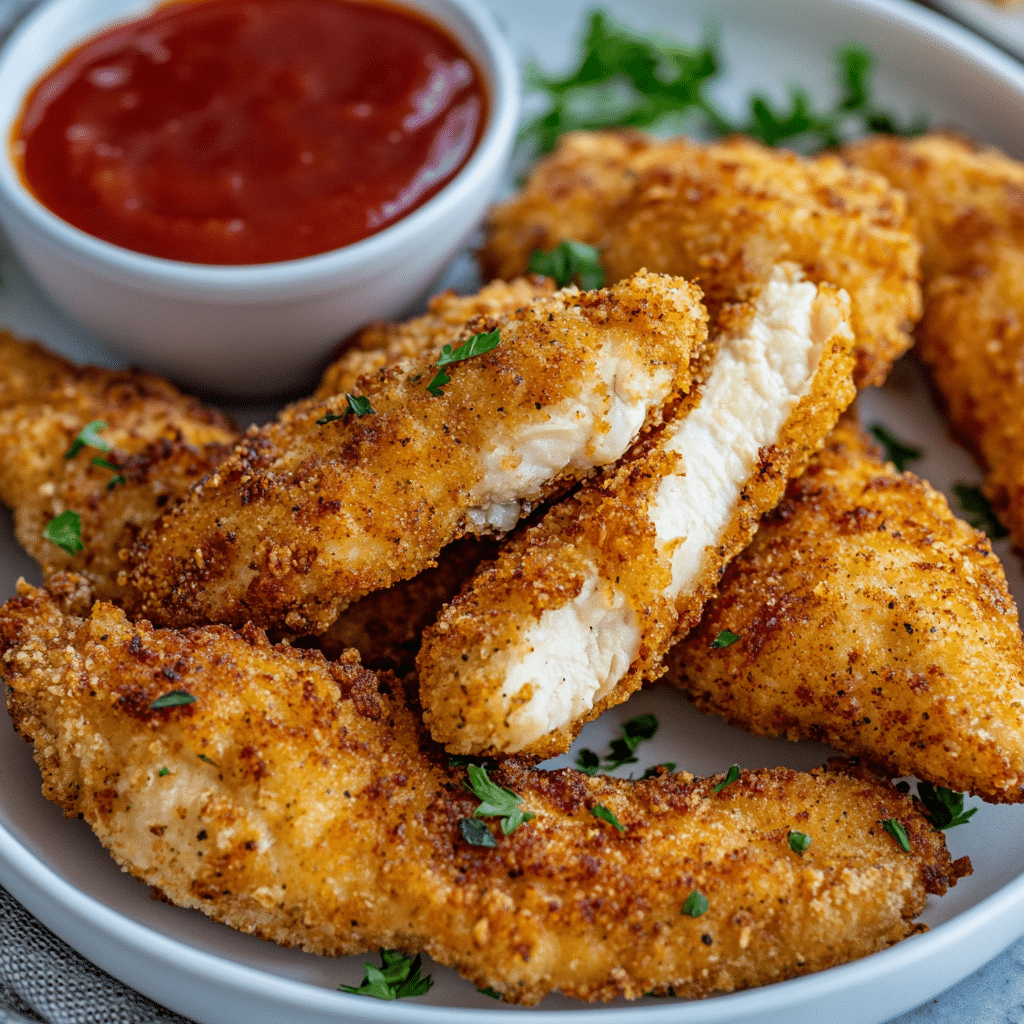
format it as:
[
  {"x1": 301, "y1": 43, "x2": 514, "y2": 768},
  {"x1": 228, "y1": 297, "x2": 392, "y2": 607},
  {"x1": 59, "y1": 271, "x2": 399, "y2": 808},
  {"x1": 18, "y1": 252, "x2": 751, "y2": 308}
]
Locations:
[
  {"x1": 0, "y1": 331, "x2": 238, "y2": 602},
  {"x1": 418, "y1": 268, "x2": 856, "y2": 757},
  {"x1": 125, "y1": 273, "x2": 707, "y2": 634},
  {"x1": 481, "y1": 131, "x2": 922, "y2": 388},
  {"x1": 316, "y1": 277, "x2": 557, "y2": 399},
  {"x1": 844, "y1": 133, "x2": 1024, "y2": 550},
  {"x1": 665, "y1": 411, "x2": 1024, "y2": 803},
  {"x1": 1, "y1": 584, "x2": 968, "y2": 1005}
]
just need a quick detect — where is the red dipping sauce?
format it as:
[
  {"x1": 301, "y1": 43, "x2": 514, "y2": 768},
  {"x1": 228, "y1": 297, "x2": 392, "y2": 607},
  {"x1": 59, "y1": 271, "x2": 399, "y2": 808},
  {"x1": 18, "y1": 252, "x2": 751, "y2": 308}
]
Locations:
[{"x1": 12, "y1": 0, "x2": 487, "y2": 264}]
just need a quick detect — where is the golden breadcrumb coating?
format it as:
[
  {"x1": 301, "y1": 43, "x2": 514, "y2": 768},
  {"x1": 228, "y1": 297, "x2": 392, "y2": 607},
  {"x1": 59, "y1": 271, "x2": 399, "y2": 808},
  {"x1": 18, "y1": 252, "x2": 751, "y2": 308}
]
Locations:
[
  {"x1": 125, "y1": 272, "x2": 708, "y2": 634},
  {"x1": 417, "y1": 273, "x2": 856, "y2": 758},
  {"x1": 481, "y1": 131, "x2": 922, "y2": 388},
  {"x1": 1, "y1": 584, "x2": 967, "y2": 1005},
  {"x1": 0, "y1": 331, "x2": 238, "y2": 602},
  {"x1": 665, "y1": 411, "x2": 1024, "y2": 803},
  {"x1": 844, "y1": 133, "x2": 1024, "y2": 551},
  {"x1": 316, "y1": 277, "x2": 557, "y2": 399}
]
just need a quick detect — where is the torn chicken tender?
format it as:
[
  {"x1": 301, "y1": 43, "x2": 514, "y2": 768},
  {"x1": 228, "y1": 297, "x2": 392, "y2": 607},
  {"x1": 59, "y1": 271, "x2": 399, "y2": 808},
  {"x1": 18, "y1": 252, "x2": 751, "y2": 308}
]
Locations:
[
  {"x1": 316, "y1": 276, "x2": 557, "y2": 398},
  {"x1": 1, "y1": 584, "x2": 968, "y2": 1005},
  {"x1": 844, "y1": 133, "x2": 1024, "y2": 551},
  {"x1": 481, "y1": 131, "x2": 921, "y2": 388},
  {"x1": 418, "y1": 268, "x2": 856, "y2": 758},
  {"x1": 0, "y1": 331, "x2": 238, "y2": 602},
  {"x1": 666, "y1": 410, "x2": 1024, "y2": 803},
  {"x1": 124, "y1": 272, "x2": 708, "y2": 633}
]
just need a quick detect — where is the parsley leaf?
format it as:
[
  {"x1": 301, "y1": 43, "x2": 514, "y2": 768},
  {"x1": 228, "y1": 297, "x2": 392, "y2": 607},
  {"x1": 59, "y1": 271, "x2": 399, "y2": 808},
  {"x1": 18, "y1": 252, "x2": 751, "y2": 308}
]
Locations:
[
  {"x1": 150, "y1": 690, "x2": 196, "y2": 710},
  {"x1": 681, "y1": 891, "x2": 708, "y2": 917},
  {"x1": 339, "y1": 950, "x2": 433, "y2": 1000},
  {"x1": 426, "y1": 329, "x2": 501, "y2": 397},
  {"x1": 711, "y1": 629, "x2": 740, "y2": 649},
  {"x1": 90, "y1": 456, "x2": 127, "y2": 489},
  {"x1": 641, "y1": 762, "x2": 676, "y2": 779},
  {"x1": 64, "y1": 420, "x2": 110, "y2": 459},
  {"x1": 158, "y1": 767, "x2": 171, "y2": 777},
  {"x1": 575, "y1": 713, "x2": 660, "y2": 774},
  {"x1": 317, "y1": 393, "x2": 375, "y2": 425},
  {"x1": 788, "y1": 830, "x2": 812, "y2": 855},
  {"x1": 197, "y1": 753, "x2": 218, "y2": 767},
  {"x1": 466, "y1": 763, "x2": 535, "y2": 835},
  {"x1": 575, "y1": 748, "x2": 601, "y2": 776},
  {"x1": 713, "y1": 764, "x2": 741, "y2": 793},
  {"x1": 458, "y1": 817, "x2": 497, "y2": 847},
  {"x1": 916, "y1": 782, "x2": 977, "y2": 830},
  {"x1": 590, "y1": 803, "x2": 625, "y2": 832},
  {"x1": 527, "y1": 240, "x2": 606, "y2": 290},
  {"x1": 954, "y1": 484, "x2": 1009, "y2": 539},
  {"x1": 43, "y1": 510, "x2": 84, "y2": 554},
  {"x1": 869, "y1": 424, "x2": 923, "y2": 473},
  {"x1": 879, "y1": 817, "x2": 911, "y2": 852},
  {"x1": 478, "y1": 986, "x2": 502, "y2": 999}
]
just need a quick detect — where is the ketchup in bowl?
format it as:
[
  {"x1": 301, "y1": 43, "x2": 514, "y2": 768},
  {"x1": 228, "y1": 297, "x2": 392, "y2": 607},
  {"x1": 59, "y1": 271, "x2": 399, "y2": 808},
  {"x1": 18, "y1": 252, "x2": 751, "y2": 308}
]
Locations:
[{"x1": 11, "y1": 0, "x2": 487, "y2": 264}]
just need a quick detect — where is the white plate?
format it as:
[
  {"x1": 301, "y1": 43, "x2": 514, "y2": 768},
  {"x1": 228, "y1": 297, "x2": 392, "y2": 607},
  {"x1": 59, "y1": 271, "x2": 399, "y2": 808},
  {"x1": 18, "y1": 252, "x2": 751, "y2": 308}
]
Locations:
[
  {"x1": 3, "y1": 1, "x2": 1024, "y2": 1022},
  {"x1": 929, "y1": 0, "x2": 1024, "y2": 60}
]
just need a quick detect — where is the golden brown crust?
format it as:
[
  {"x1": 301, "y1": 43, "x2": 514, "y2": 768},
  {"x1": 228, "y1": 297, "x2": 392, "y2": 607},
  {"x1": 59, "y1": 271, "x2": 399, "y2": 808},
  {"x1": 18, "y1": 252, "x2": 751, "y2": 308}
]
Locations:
[
  {"x1": 125, "y1": 273, "x2": 708, "y2": 634},
  {"x1": 665, "y1": 411, "x2": 1024, "y2": 803},
  {"x1": 844, "y1": 133, "x2": 1024, "y2": 551},
  {"x1": 316, "y1": 277, "x2": 557, "y2": 398},
  {"x1": 0, "y1": 331, "x2": 238, "y2": 601},
  {"x1": 417, "y1": 281, "x2": 857, "y2": 758},
  {"x1": 481, "y1": 132, "x2": 922, "y2": 388},
  {"x1": 1, "y1": 584, "x2": 965, "y2": 1005}
]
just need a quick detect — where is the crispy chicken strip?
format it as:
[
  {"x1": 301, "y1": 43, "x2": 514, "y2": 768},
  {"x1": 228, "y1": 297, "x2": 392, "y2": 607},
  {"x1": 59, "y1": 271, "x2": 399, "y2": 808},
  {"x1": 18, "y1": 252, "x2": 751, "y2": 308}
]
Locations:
[
  {"x1": 418, "y1": 268, "x2": 856, "y2": 757},
  {"x1": 125, "y1": 272, "x2": 708, "y2": 633},
  {"x1": 665, "y1": 411, "x2": 1024, "y2": 803},
  {"x1": 0, "y1": 331, "x2": 238, "y2": 602},
  {"x1": 1, "y1": 584, "x2": 968, "y2": 1005},
  {"x1": 316, "y1": 276, "x2": 557, "y2": 399},
  {"x1": 844, "y1": 133, "x2": 1024, "y2": 550},
  {"x1": 481, "y1": 131, "x2": 922, "y2": 388}
]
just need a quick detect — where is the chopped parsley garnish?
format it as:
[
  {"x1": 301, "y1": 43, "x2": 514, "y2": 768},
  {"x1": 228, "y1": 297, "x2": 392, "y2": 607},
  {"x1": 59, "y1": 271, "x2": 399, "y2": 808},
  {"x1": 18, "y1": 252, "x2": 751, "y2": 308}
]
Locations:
[
  {"x1": 575, "y1": 748, "x2": 601, "y2": 776},
  {"x1": 316, "y1": 393, "x2": 375, "y2": 425},
  {"x1": 478, "y1": 987, "x2": 502, "y2": 1000},
  {"x1": 158, "y1": 767, "x2": 170, "y2": 777},
  {"x1": 43, "y1": 510, "x2": 83, "y2": 555},
  {"x1": 520, "y1": 12, "x2": 924, "y2": 159},
  {"x1": 711, "y1": 629, "x2": 740, "y2": 649},
  {"x1": 590, "y1": 803, "x2": 625, "y2": 832},
  {"x1": 64, "y1": 419, "x2": 110, "y2": 459},
  {"x1": 954, "y1": 484, "x2": 1009, "y2": 539},
  {"x1": 880, "y1": 817, "x2": 911, "y2": 853},
  {"x1": 916, "y1": 782, "x2": 977, "y2": 830},
  {"x1": 788, "y1": 830, "x2": 812, "y2": 855},
  {"x1": 574, "y1": 713, "x2": 659, "y2": 775},
  {"x1": 465, "y1": 763, "x2": 535, "y2": 835},
  {"x1": 713, "y1": 764, "x2": 741, "y2": 793},
  {"x1": 339, "y1": 949, "x2": 433, "y2": 1000},
  {"x1": 868, "y1": 423, "x2": 923, "y2": 473},
  {"x1": 641, "y1": 762, "x2": 677, "y2": 779},
  {"x1": 427, "y1": 329, "x2": 501, "y2": 397},
  {"x1": 458, "y1": 817, "x2": 497, "y2": 847},
  {"x1": 527, "y1": 240, "x2": 605, "y2": 290},
  {"x1": 681, "y1": 891, "x2": 708, "y2": 917},
  {"x1": 197, "y1": 753, "x2": 218, "y2": 767},
  {"x1": 149, "y1": 690, "x2": 196, "y2": 710},
  {"x1": 90, "y1": 456, "x2": 126, "y2": 489}
]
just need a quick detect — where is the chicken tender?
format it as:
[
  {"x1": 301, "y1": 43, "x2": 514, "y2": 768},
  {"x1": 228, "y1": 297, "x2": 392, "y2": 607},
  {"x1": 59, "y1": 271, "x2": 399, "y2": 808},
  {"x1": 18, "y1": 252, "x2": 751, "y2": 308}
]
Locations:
[
  {"x1": 1, "y1": 583, "x2": 968, "y2": 1005},
  {"x1": 316, "y1": 277, "x2": 557, "y2": 399},
  {"x1": 0, "y1": 331, "x2": 238, "y2": 602},
  {"x1": 844, "y1": 133, "x2": 1024, "y2": 551},
  {"x1": 665, "y1": 411, "x2": 1024, "y2": 803},
  {"x1": 418, "y1": 268, "x2": 856, "y2": 757},
  {"x1": 481, "y1": 131, "x2": 922, "y2": 388},
  {"x1": 125, "y1": 273, "x2": 708, "y2": 634}
]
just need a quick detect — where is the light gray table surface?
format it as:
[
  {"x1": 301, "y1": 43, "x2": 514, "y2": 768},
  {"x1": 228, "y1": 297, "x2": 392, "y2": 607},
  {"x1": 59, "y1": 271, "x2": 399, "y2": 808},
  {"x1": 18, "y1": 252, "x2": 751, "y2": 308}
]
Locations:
[{"x1": 1, "y1": 0, "x2": 1024, "y2": 1021}]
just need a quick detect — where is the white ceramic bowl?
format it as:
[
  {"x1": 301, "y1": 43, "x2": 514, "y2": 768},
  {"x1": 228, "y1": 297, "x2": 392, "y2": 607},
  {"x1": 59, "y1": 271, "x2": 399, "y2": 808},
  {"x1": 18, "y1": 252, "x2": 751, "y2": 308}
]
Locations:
[{"x1": 0, "y1": 0, "x2": 519, "y2": 397}]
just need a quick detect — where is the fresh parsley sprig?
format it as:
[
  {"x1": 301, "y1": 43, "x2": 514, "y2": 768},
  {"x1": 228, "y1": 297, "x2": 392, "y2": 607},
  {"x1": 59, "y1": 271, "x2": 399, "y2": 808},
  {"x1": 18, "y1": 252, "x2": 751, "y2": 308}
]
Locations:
[
  {"x1": 527, "y1": 240, "x2": 605, "y2": 290},
  {"x1": 869, "y1": 423, "x2": 923, "y2": 473},
  {"x1": 91, "y1": 456, "x2": 127, "y2": 489},
  {"x1": 590, "y1": 803, "x2": 625, "y2": 832},
  {"x1": 465, "y1": 763, "x2": 535, "y2": 835},
  {"x1": 317, "y1": 393, "x2": 375, "y2": 425},
  {"x1": 879, "y1": 817, "x2": 911, "y2": 853},
  {"x1": 458, "y1": 817, "x2": 497, "y2": 847},
  {"x1": 712, "y1": 764, "x2": 741, "y2": 794},
  {"x1": 916, "y1": 782, "x2": 977, "y2": 830},
  {"x1": 710, "y1": 629, "x2": 740, "y2": 649},
  {"x1": 954, "y1": 484, "x2": 1009, "y2": 539},
  {"x1": 339, "y1": 949, "x2": 433, "y2": 1000},
  {"x1": 150, "y1": 690, "x2": 196, "y2": 710},
  {"x1": 788, "y1": 830, "x2": 812, "y2": 855},
  {"x1": 427, "y1": 329, "x2": 501, "y2": 397},
  {"x1": 681, "y1": 891, "x2": 708, "y2": 917},
  {"x1": 43, "y1": 510, "x2": 83, "y2": 555},
  {"x1": 64, "y1": 420, "x2": 110, "y2": 459},
  {"x1": 575, "y1": 713, "x2": 659, "y2": 775}
]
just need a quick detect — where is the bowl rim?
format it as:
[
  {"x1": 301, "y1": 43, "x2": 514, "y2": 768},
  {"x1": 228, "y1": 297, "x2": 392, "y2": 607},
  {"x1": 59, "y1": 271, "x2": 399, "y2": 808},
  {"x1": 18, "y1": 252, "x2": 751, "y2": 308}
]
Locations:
[{"x1": 0, "y1": 0, "x2": 521, "y2": 290}]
